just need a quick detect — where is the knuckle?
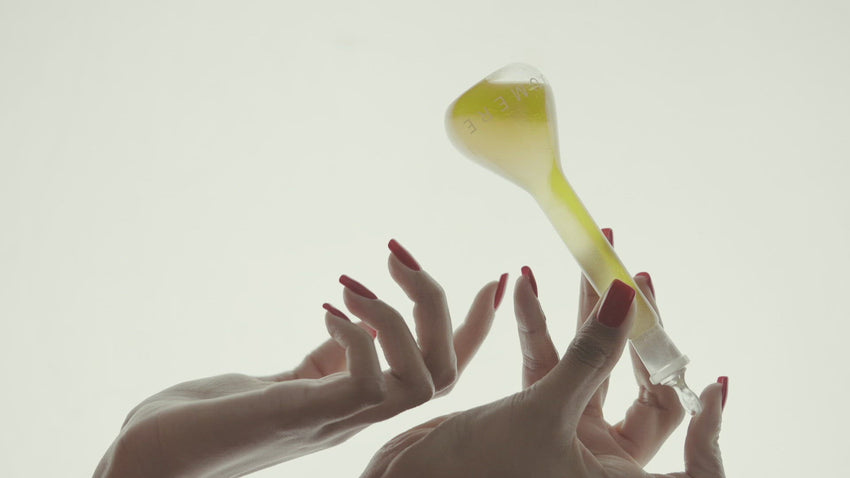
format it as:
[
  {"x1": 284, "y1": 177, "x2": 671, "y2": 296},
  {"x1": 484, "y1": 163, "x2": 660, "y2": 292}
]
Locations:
[
  {"x1": 372, "y1": 305, "x2": 406, "y2": 329},
  {"x1": 430, "y1": 367, "x2": 458, "y2": 392},
  {"x1": 566, "y1": 331, "x2": 614, "y2": 370},
  {"x1": 517, "y1": 319, "x2": 545, "y2": 336},
  {"x1": 405, "y1": 378, "x2": 435, "y2": 406},
  {"x1": 522, "y1": 351, "x2": 554, "y2": 373},
  {"x1": 349, "y1": 327, "x2": 375, "y2": 348},
  {"x1": 415, "y1": 279, "x2": 447, "y2": 304}
]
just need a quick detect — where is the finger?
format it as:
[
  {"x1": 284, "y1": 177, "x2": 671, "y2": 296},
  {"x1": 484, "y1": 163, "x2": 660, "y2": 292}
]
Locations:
[
  {"x1": 535, "y1": 279, "x2": 635, "y2": 428},
  {"x1": 514, "y1": 267, "x2": 559, "y2": 388},
  {"x1": 452, "y1": 275, "x2": 504, "y2": 374},
  {"x1": 340, "y1": 274, "x2": 435, "y2": 399},
  {"x1": 612, "y1": 273, "x2": 685, "y2": 465},
  {"x1": 651, "y1": 381, "x2": 727, "y2": 478},
  {"x1": 579, "y1": 227, "x2": 613, "y2": 413},
  {"x1": 387, "y1": 239, "x2": 458, "y2": 392},
  {"x1": 261, "y1": 307, "x2": 377, "y2": 382},
  {"x1": 271, "y1": 311, "x2": 385, "y2": 420},
  {"x1": 684, "y1": 380, "x2": 726, "y2": 477},
  {"x1": 322, "y1": 308, "x2": 384, "y2": 388}
]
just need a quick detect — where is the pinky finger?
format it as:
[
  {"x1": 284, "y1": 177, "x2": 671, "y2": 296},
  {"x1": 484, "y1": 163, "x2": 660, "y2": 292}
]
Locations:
[
  {"x1": 652, "y1": 380, "x2": 727, "y2": 478},
  {"x1": 684, "y1": 380, "x2": 726, "y2": 477}
]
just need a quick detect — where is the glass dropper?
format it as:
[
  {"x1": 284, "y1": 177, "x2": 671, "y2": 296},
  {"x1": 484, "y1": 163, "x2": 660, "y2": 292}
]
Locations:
[{"x1": 445, "y1": 63, "x2": 701, "y2": 415}]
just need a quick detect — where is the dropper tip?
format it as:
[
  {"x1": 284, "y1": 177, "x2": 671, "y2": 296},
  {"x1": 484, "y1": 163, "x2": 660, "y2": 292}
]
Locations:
[
  {"x1": 662, "y1": 370, "x2": 703, "y2": 416},
  {"x1": 678, "y1": 385, "x2": 703, "y2": 416}
]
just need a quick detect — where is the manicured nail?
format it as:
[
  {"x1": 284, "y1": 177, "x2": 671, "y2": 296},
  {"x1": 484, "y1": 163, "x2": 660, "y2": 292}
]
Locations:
[
  {"x1": 601, "y1": 227, "x2": 614, "y2": 246},
  {"x1": 339, "y1": 275, "x2": 378, "y2": 300},
  {"x1": 388, "y1": 239, "x2": 421, "y2": 271},
  {"x1": 636, "y1": 272, "x2": 655, "y2": 296},
  {"x1": 494, "y1": 273, "x2": 509, "y2": 309},
  {"x1": 717, "y1": 376, "x2": 728, "y2": 409},
  {"x1": 597, "y1": 279, "x2": 635, "y2": 328},
  {"x1": 521, "y1": 266, "x2": 538, "y2": 297},
  {"x1": 323, "y1": 303, "x2": 351, "y2": 321}
]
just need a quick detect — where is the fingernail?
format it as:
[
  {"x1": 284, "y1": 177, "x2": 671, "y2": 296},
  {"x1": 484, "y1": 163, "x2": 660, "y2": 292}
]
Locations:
[
  {"x1": 636, "y1": 272, "x2": 655, "y2": 296},
  {"x1": 597, "y1": 279, "x2": 635, "y2": 328},
  {"x1": 521, "y1": 266, "x2": 538, "y2": 297},
  {"x1": 601, "y1": 227, "x2": 614, "y2": 246},
  {"x1": 494, "y1": 273, "x2": 509, "y2": 309},
  {"x1": 323, "y1": 303, "x2": 351, "y2": 321},
  {"x1": 717, "y1": 376, "x2": 728, "y2": 409},
  {"x1": 388, "y1": 239, "x2": 421, "y2": 271},
  {"x1": 339, "y1": 275, "x2": 378, "y2": 300}
]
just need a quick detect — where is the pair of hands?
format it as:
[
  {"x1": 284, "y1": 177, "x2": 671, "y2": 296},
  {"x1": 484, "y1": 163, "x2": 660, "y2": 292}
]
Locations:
[
  {"x1": 95, "y1": 237, "x2": 727, "y2": 478},
  {"x1": 95, "y1": 239, "x2": 506, "y2": 477}
]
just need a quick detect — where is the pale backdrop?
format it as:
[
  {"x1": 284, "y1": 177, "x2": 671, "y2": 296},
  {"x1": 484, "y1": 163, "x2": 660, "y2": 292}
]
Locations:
[{"x1": 2, "y1": 1, "x2": 848, "y2": 476}]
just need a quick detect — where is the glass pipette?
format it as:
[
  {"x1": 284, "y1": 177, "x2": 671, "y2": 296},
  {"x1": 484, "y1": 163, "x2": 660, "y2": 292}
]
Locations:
[{"x1": 445, "y1": 63, "x2": 702, "y2": 415}]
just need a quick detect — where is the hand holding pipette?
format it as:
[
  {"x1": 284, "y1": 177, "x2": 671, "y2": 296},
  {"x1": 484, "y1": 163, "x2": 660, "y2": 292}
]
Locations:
[{"x1": 363, "y1": 268, "x2": 728, "y2": 478}]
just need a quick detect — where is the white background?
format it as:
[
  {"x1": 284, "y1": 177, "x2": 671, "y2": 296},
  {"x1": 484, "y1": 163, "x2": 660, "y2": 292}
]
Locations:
[{"x1": 2, "y1": 1, "x2": 848, "y2": 476}]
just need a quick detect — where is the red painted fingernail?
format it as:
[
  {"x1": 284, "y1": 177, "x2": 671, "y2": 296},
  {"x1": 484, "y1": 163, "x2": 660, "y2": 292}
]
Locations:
[
  {"x1": 494, "y1": 273, "x2": 509, "y2": 309},
  {"x1": 388, "y1": 239, "x2": 421, "y2": 271},
  {"x1": 339, "y1": 275, "x2": 378, "y2": 300},
  {"x1": 717, "y1": 376, "x2": 728, "y2": 409},
  {"x1": 323, "y1": 303, "x2": 351, "y2": 321},
  {"x1": 601, "y1": 227, "x2": 614, "y2": 246},
  {"x1": 636, "y1": 272, "x2": 655, "y2": 296},
  {"x1": 597, "y1": 279, "x2": 635, "y2": 328},
  {"x1": 521, "y1": 266, "x2": 538, "y2": 297}
]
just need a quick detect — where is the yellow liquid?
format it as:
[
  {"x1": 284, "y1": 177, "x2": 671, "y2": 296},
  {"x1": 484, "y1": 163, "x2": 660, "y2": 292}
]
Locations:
[
  {"x1": 447, "y1": 79, "x2": 659, "y2": 338},
  {"x1": 446, "y1": 78, "x2": 557, "y2": 191}
]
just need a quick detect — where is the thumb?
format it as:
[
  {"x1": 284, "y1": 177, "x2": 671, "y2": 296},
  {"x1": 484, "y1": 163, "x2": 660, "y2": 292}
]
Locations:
[{"x1": 533, "y1": 279, "x2": 635, "y2": 425}]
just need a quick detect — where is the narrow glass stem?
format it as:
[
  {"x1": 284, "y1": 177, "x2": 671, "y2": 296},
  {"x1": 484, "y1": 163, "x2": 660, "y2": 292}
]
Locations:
[
  {"x1": 534, "y1": 165, "x2": 659, "y2": 337},
  {"x1": 534, "y1": 164, "x2": 701, "y2": 412}
]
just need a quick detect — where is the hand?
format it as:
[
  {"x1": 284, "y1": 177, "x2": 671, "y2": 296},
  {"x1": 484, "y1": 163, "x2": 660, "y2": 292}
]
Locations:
[
  {"x1": 363, "y1": 236, "x2": 727, "y2": 478},
  {"x1": 94, "y1": 239, "x2": 508, "y2": 478}
]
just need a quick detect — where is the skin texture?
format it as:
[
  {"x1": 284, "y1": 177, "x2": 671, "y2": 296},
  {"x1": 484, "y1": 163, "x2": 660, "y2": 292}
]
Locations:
[
  {"x1": 361, "y1": 267, "x2": 726, "y2": 478},
  {"x1": 94, "y1": 243, "x2": 503, "y2": 478}
]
